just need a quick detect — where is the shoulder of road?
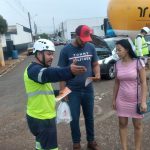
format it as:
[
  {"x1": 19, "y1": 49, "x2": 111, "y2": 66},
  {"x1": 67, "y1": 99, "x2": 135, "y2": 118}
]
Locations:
[{"x1": 0, "y1": 52, "x2": 27, "y2": 77}]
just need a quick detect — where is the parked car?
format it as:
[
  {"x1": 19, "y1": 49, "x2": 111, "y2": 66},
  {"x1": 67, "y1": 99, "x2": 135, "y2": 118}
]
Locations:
[
  {"x1": 52, "y1": 38, "x2": 66, "y2": 46},
  {"x1": 27, "y1": 43, "x2": 34, "y2": 55},
  {"x1": 91, "y1": 35, "x2": 135, "y2": 79},
  {"x1": 53, "y1": 39, "x2": 60, "y2": 46},
  {"x1": 59, "y1": 40, "x2": 67, "y2": 45}
]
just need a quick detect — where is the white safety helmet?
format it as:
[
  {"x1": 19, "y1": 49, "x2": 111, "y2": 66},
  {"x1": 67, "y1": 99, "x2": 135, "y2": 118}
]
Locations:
[
  {"x1": 142, "y1": 27, "x2": 150, "y2": 34},
  {"x1": 33, "y1": 39, "x2": 55, "y2": 53}
]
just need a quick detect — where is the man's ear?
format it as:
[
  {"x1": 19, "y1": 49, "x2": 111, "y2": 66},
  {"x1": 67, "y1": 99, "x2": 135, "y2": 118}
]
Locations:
[{"x1": 36, "y1": 51, "x2": 42, "y2": 58}]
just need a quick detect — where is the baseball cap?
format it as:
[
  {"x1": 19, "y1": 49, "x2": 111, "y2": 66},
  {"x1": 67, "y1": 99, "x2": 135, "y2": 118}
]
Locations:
[{"x1": 75, "y1": 25, "x2": 93, "y2": 42}]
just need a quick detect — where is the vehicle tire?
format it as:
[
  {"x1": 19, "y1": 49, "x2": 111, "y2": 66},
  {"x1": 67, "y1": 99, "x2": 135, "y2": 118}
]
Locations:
[{"x1": 105, "y1": 63, "x2": 115, "y2": 79}]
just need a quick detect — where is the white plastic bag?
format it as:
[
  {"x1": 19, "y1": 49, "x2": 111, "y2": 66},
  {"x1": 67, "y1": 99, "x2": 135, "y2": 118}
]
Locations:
[{"x1": 56, "y1": 101, "x2": 72, "y2": 124}]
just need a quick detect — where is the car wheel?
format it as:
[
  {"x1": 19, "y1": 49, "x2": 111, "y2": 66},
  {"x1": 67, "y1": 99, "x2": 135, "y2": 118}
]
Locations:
[{"x1": 106, "y1": 63, "x2": 115, "y2": 79}]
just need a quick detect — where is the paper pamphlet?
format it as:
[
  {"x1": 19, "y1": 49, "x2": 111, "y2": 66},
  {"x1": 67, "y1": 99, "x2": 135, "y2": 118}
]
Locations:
[
  {"x1": 85, "y1": 77, "x2": 98, "y2": 87},
  {"x1": 85, "y1": 78, "x2": 93, "y2": 87},
  {"x1": 56, "y1": 87, "x2": 71, "y2": 102}
]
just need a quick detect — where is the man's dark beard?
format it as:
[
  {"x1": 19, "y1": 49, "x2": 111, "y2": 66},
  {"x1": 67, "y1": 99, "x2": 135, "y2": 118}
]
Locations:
[
  {"x1": 77, "y1": 42, "x2": 84, "y2": 48},
  {"x1": 78, "y1": 44, "x2": 83, "y2": 48}
]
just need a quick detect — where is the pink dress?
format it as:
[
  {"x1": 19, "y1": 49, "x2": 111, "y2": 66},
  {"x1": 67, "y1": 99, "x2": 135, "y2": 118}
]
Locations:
[{"x1": 116, "y1": 59, "x2": 145, "y2": 118}]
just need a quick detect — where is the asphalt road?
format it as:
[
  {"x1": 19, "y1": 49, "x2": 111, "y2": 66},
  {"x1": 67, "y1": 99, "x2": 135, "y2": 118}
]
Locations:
[{"x1": 0, "y1": 46, "x2": 150, "y2": 150}]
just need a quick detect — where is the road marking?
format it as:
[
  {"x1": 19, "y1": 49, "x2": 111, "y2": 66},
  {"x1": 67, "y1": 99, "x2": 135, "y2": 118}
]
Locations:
[
  {"x1": 95, "y1": 91, "x2": 111, "y2": 103},
  {"x1": 95, "y1": 110, "x2": 115, "y2": 122},
  {"x1": 80, "y1": 110, "x2": 115, "y2": 131}
]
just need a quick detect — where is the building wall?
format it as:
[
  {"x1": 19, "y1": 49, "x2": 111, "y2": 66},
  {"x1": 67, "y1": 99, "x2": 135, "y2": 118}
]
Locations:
[
  {"x1": 1, "y1": 34, "x2": 6, "y2": 47},
  {"x1": 63, "y1": 17, "x2": 105, "y2": 40},
  {"x1": 3, "y1": 24, "x2": 32, "y2": 59},
  {"x1": 11, "y1": 24, "x2": 32, "y2": 45}
]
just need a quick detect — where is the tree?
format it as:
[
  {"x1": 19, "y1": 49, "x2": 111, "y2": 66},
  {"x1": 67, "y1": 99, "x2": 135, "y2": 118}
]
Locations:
[
  {"x1": 39, "y1": 33, "x2": 49, "y2": 39},
  {"x1": 0, "y1": 15, "x2": 8, "y2": 34},
  {"x1": 0, "y1": 15, "x2": 8, "y2": 66}
]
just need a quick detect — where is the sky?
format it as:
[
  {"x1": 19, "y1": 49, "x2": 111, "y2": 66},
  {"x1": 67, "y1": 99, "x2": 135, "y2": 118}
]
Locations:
[{"x1": 0, "y1": 0, "x2": 110, "y2": 33}]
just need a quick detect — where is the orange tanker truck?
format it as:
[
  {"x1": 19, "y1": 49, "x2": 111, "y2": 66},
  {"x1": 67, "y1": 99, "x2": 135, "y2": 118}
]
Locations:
[{"x1": 107, "y1": 0, "x2": 150, "y2": 39}]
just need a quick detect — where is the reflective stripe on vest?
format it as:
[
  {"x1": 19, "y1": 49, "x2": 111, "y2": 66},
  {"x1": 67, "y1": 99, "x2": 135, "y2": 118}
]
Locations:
[
  {"x1": 27, "y1": 90, "x2": 54, "y2": 97},
  {"x1": 135, "y1": 36, "x2": 149, "y2": 56},
  {"x1": 24, "y1": 66, "x2": 56, "y2": 119}
]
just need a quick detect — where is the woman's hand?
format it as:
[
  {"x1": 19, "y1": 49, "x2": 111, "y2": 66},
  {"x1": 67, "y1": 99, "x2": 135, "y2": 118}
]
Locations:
[
  {"x1": 112, "y1": 100, "x2": 116, "y2": 110},
  {"x1": 140, "y1": 101, "x2": 147, "y2": 112}
]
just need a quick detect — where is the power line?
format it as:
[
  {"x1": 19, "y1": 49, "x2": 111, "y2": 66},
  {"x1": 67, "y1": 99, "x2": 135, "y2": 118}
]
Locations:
[
  {"x1": 3, "y1": 0, "x2": 28, "y2": 22},
  {"x1": 12, "y1": 0, "x2": 28, "y2": 14}
]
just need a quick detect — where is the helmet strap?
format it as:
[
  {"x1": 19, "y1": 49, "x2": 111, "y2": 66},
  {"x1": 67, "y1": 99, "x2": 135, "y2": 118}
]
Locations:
[{"x1": 42, "y1": 51, "x2": 47, "y2": 67}]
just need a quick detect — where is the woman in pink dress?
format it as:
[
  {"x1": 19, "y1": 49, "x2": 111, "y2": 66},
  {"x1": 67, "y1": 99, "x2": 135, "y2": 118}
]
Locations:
[{"x1": 112, "y1": 39, "x2": 147, "y2": 150}]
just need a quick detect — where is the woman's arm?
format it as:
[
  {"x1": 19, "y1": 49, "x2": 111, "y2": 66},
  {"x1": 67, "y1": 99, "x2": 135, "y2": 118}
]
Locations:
[
  {"x1": 139, "y1": 67, "x2": 147, "y2": 111},
  {"x1": 112, "y1": 77, "x2": 120, "y2": 110}
]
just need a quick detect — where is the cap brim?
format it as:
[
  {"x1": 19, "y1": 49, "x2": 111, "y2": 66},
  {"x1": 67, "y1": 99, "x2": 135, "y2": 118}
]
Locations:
[{"x1": 80, "y1": 36, "x2": 92, "y2": 42}]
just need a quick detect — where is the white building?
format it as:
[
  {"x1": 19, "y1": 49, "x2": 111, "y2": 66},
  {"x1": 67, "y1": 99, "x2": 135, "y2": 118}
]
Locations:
[
  {"x1": 3, "y1": 24, "x2": 32, "y2": 59},
  {"x1": 0, "y1": 35, "x2": 6, "y2": 48},
  {"x1": 61, "y1": 17, "x2": 105, "y2": 40},
  {"x1": 5, "y1": 23, "x2": 32, "y2": 45}
]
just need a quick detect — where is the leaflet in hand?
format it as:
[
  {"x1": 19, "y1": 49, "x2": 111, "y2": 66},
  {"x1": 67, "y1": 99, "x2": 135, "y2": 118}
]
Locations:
[
  {"x1": 85, "y1": 77, "x2": 99, "y2": 87},
  {"x1": 56, "y1": 87, "x2": 71, "y2": 102}
]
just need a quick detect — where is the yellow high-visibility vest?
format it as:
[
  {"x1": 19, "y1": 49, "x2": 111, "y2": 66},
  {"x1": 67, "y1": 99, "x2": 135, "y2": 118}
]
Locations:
[
  {"x1": 24, "y1": 67, "x2": 56, "y2": 119},
  {"x1": 135, "y1": 35, "x2": 149, "y2": 56}
]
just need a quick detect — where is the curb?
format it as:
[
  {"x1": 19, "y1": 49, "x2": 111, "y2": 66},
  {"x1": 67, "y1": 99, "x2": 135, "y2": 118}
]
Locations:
[
  {"x1": 0, "y1": 54, "x2": 27, "y2": 77},
  {"x1": 0, "y1": 62, "x2": 18, "y2": 77}
]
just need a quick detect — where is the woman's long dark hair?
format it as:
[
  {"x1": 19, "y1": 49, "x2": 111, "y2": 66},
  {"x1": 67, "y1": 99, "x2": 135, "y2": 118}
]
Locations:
[{"x1": 116, "y1": 39, "x2": 137, "y2": 58}]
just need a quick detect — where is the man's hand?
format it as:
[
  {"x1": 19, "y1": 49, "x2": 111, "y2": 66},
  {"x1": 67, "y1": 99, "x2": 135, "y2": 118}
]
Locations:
[
  {"x1": 59, "y1": 89, "x2": 68, "y2": 101},
  {"x1": 70, "y1": 59, "x2": 87, "y2": 75},
  {"x1": 94, "y1": 74, "x2": 101, "y2": 81},
  {"x1": 87, "y1": 76, "x2": 100, "y2": 82}
]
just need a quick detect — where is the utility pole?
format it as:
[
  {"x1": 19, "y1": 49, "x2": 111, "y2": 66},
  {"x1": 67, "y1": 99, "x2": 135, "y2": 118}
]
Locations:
[
  {"x1": 61, "y1": 22, "x2": 64, "y2": 39},
  {"x1": 53, "y1": 17, "x2": 55, "y2": 36},
  {"x1": 28, "y1": 12, "x2": 33, "y2": 42},
  {"x1": 34, "y1": 22, "x2": 37, "y2": 35}
]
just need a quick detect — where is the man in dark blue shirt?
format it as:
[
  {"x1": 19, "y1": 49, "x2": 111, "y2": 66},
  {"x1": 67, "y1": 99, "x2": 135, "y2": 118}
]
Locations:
[{"x1": 58, "y1": 25, "x2": 101, "y2": 150}]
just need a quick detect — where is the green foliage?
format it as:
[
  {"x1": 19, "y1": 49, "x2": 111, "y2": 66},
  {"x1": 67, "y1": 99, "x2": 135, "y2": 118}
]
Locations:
[
  {"x1": 39, "y1": 33, "x2": 49, "y2": 39},
  {"x1": 0, "y1": 15, "x2": 8, "y2": 34}
]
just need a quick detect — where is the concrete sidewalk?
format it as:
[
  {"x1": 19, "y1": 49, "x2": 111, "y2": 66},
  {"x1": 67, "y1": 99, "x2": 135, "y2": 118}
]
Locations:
[{"x1": 0, "y1": 52, "x2": 27, "y2": 77}]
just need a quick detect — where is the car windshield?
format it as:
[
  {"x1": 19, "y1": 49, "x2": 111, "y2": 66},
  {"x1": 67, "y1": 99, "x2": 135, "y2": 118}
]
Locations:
[
  {"x1": 28, "y1": 43, "x2": 34, "y2": 48},
  {"x1": 105, "y1": 40, "x2": 116, "y2": 51},
  {"x1": 95, "y1": 46, "x2": 111, "y2": 60}
]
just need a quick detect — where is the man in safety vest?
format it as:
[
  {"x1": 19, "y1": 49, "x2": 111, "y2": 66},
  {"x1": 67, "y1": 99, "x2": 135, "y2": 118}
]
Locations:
[
  {"x1": 135, "y1": 27, "x2": 150, "y2": 58},
  {"x1": 24, "y1": 39, "x2": 87, "y2": 150}
]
